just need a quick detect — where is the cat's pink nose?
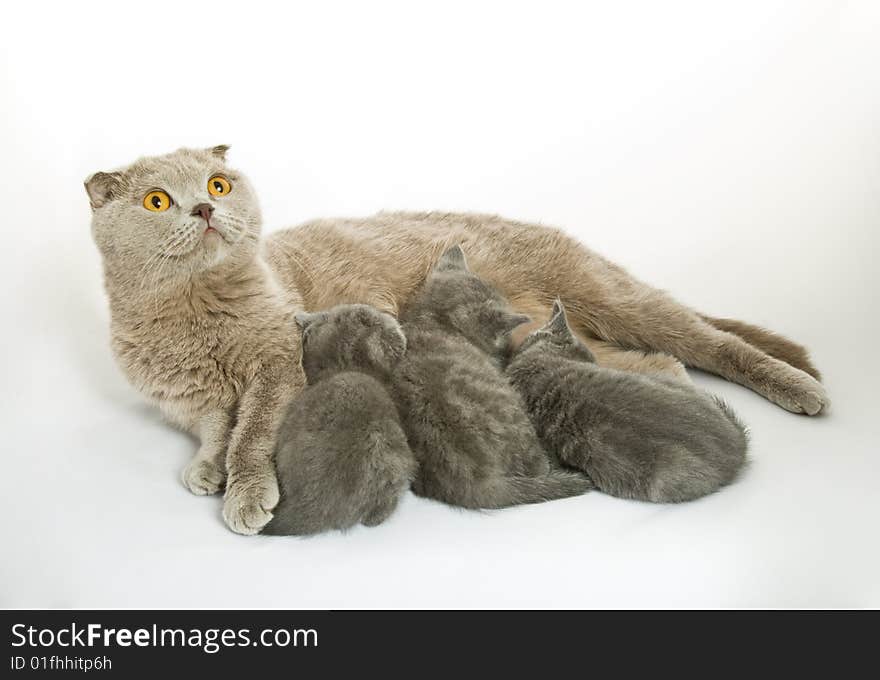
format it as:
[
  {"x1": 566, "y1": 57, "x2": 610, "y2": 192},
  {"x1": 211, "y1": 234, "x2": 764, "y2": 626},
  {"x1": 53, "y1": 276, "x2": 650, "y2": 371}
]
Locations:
[{"x1": 191, "y1": 203, "x2": 214, "y2": 223}]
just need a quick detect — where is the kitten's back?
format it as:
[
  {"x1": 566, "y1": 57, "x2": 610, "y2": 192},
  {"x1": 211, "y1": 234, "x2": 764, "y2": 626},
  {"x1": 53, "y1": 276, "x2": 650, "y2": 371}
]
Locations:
[
  {"x1": 508, "y1": 330, "x2": 748, "y2": 503},
  {"x1": 386, "y1": 246, "x2": 594, "y2": 510},
  {"x1": 265, "y1": 371, "x2": 416, "y2": 536}
]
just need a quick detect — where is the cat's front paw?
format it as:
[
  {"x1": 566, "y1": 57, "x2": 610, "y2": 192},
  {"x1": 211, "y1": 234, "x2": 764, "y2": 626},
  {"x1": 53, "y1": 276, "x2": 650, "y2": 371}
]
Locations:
[
  {"x1": 222, "y1": 474, "x2": 280, "y2": 535},
  {"x1": 181, "y1": 458, "x2": 226, "y2": 496}
]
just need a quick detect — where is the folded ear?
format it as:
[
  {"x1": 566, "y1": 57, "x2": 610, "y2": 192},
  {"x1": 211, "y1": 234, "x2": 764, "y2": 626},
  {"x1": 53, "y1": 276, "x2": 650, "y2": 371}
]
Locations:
[
  {"x1": 84, "y1": 171, "x2": 123, "y2": 210},
  {"x1": 434, "y1": 244, "x2": 469, "y2": 273},
  {"x1": 294, "y1": 311, "x2": 323, "y2": 329},
  {"x1": 210, "y1": 144, "x2": 230, "y2": 161}
]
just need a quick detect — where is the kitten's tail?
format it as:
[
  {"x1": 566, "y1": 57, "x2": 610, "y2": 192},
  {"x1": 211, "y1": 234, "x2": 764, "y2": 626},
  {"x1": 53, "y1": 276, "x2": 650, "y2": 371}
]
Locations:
[
  {"x1": 479, "y1": 470, "x2": 595, "y2": 509},
  {"x1": 713, "y1": 396, "x2": 750, "y2": 463},
  {"x1": 643, "y1": 397, "x2": 750, "y2": 504}
]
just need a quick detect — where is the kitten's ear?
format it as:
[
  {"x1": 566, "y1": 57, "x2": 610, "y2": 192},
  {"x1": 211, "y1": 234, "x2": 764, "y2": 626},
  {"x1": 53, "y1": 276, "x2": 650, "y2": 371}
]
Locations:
[
  {"x1": 364, "y1": 315, "x2": 407, "y2": 371},
  {"x1": 210, "y1": 144, "x2": 230, "y2": 161},
  {"x1": 382, "y1": 314, "x2": 408, "y2": 358},
  {"x1": 499, "y1": 311, "x2": 532, "y2": 332},
  {"x1": 388, "y1": 326, "x2": 407, "y2": 361},
  {"x1": 84, "y1": 171, "x2": 123, "y2": 210},
  {"x1": 294, "y1": 311, "x2": 322, "y2": 329},
  {"x1": 546, "y1": 299, "x2": 571, "y2": 335},
  {"x1": 378, "y1": 317, "x2": 408, "y2": 364},
  {"x1": 434, "y1": 244, "x2": 469, "y2": 273}
]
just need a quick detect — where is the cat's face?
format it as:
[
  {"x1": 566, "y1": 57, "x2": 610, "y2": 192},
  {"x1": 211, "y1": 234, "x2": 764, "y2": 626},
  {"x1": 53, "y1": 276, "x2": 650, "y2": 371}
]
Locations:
[
  {"x1": 416, "y1": 245, "x2": 529, "y2": 355},
  {"x1": 296, "y1": 304, "x2": 407, "y2": 384},
  {"x1": 516, "y1": 300, "x2": 596, "y2": 364},
  {"x1": 85, "y1": 146, "x2": 261, "y2": 288}
]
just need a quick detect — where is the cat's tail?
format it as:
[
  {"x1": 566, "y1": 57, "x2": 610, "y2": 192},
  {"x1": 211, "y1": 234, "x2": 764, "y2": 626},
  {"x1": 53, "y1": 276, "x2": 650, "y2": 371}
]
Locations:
[{"x1": 700, "y1": 315, "x2": 821, "y2": 380}]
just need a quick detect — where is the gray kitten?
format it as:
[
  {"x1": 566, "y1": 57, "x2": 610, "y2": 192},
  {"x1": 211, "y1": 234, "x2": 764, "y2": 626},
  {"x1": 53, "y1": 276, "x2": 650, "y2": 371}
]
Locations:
[
  {"x1": 391, "y1": 246, "x2": 594, "y2": 509},
  {"x1": 262, "y1": 304, "x2": 417, "y2": 536},
  {"x1": 506, "y1": 301, "x2": 748, "y2": 503}
]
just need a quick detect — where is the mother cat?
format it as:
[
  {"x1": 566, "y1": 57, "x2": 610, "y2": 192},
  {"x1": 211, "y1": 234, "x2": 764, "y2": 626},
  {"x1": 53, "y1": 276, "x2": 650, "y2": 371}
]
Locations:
[{"x1": 85, "y1": 145, "x2": 827, "y2": 534}]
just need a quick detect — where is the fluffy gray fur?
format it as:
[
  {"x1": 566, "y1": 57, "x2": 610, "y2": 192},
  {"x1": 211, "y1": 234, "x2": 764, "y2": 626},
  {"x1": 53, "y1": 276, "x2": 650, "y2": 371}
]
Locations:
[
  {"x1": 390, "y1": 246, "x2": 594, "y2": 509},
  {"x1": 506, "y1": 300, "x2": 749, "y2": 503},
  {"x1": 262, "y1": 304, "x2": 417, "y2": 535}
]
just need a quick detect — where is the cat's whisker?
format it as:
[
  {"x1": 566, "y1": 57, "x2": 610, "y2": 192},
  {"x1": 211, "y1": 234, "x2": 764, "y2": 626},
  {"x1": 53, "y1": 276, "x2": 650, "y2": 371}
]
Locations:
[
  {"x1": 140, "y1": 229, "x2": 199, "y2": 319},
  {"x1": 139, "y1": 247, "x2": 174, "y2": 294},
  {"x1": 147, "y1": 251, "x2": 173, "y2": 325}
]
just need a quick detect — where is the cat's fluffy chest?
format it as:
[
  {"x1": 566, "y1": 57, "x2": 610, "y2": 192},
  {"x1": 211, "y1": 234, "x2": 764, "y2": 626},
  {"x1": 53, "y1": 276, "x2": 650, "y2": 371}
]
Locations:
[{"x1": 110, "y1": 289, "x2": 298, "y2": 430}]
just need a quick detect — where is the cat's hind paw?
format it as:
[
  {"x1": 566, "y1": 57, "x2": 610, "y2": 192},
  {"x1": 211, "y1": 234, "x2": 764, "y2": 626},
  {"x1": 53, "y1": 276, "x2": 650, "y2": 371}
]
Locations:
[{"x1": 765, "y1": 365, "x2": 829, "y2": 416}]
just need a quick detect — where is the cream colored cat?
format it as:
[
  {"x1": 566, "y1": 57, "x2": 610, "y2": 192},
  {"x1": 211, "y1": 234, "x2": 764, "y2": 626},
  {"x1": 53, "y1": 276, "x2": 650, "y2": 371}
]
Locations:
[{"x1": 85, "y1": 146, "x2": 826, "y2": 534}]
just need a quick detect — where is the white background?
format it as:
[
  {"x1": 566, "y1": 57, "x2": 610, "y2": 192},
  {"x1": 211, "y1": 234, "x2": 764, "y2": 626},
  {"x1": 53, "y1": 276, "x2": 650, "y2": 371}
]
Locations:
[{"x1": 1, "y1": 0, "x2": 878, "y2": 607}]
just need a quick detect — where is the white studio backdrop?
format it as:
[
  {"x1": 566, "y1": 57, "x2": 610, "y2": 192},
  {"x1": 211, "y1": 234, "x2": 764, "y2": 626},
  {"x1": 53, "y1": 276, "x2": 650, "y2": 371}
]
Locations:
[{"x1": 1, "y1": 1, "x2": 878, "y2": 607}]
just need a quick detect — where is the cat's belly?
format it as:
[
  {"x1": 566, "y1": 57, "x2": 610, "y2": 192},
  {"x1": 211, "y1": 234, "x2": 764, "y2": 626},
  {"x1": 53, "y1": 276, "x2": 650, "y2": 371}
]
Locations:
[{"x1": 263, "y1": 211, "x2": 590, "y2": 316}]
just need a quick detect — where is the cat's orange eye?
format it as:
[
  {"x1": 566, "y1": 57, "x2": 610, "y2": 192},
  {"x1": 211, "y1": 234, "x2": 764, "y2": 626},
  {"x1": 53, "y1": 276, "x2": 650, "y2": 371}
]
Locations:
[
  {"x1": 207, "y1": 175, "x2": 232, "y2": 197},
  {"x1": 143, "y1": 190, "x2": 171, "y2": 212}
]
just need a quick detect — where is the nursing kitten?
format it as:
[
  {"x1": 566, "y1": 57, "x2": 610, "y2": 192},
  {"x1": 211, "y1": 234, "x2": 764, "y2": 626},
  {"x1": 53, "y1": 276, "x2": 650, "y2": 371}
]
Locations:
[
  {"x1": 263, "y1": 305, "x2": 417, "y2": 536},
  {"x1": 391, "y1": 246, "x2": 593, "y2": 509},
  {"x1": 506, "y1": 301, "x2": 748, "y2": 503}
]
